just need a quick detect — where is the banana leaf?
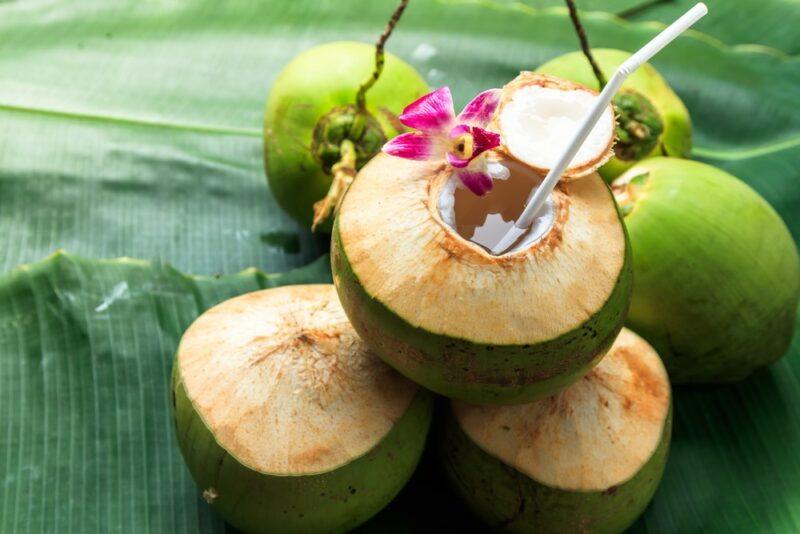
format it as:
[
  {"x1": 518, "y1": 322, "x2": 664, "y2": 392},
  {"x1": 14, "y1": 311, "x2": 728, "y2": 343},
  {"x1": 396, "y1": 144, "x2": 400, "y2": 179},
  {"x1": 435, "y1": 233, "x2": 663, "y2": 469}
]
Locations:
[
  {"x1": 2, "y1": 253, "x2": 799, "y2": 533},
  {"x1": 514, "y1": 0, "x2": 800, "y2": 55},
  {"x1": 0, "y1": 252, "x2": 331, "y2": 532},
  {"x1": 1, "y1": 0, "x2": 798, "y2": 276},
  {"x1": 0, "y1": 0, "x2": 799, "y2": 532}
]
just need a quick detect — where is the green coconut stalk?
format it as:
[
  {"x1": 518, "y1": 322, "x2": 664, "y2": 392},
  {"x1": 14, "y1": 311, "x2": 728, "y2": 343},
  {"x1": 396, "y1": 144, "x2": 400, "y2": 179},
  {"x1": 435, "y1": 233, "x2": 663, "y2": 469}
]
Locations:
[
  {"x1": 537, "y1": 48, "x2": 691, "y2": 181},
  {"x1": 442, "y1": 328, "x2": 672, "y2": 533},
  {"x1": 264, "y1": 2, "x2": 429, "y2": 232},
  {"x1": 613, "y1": 158, "x2": 800, "y2": 383},
  {"x1": 172, "y1": 285, "x2": 433, "y2": 533}
]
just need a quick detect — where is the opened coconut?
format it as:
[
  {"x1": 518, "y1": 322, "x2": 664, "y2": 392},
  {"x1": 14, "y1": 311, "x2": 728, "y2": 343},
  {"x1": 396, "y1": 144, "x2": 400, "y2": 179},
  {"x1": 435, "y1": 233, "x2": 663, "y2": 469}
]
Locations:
[
  {"x1": 172, "y1": 285, "x2": 432, "y2": 533},
  {"x1": 442, "y1": 328, "x2": 672, "y2": 532},
  {"x1": 332, "y1": 73, "x2": 632, "y2": 404}
]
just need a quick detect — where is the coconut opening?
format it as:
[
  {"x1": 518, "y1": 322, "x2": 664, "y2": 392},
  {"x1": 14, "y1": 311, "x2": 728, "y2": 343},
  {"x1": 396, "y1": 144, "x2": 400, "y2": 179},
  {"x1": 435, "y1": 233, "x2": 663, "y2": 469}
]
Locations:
[
  {"x1": 498, "y1": 75, "x2": 615, "y2": 179},
  {"x1": 437, "y1": 156, "x2": 556, "y2": 255}
]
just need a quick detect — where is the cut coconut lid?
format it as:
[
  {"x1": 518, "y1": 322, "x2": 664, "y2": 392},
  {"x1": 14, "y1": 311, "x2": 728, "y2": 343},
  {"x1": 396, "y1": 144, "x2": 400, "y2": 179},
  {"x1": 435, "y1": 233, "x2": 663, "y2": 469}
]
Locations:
[
  {"x1": 452, "y1": 328, "x2": 670, "y2": 491},
  {"x1": 176, "y1": 284, "x2": 418, "y2": 476},
  {"x1": 497, "y1": 73, "x2": 616, "y2": 180}
]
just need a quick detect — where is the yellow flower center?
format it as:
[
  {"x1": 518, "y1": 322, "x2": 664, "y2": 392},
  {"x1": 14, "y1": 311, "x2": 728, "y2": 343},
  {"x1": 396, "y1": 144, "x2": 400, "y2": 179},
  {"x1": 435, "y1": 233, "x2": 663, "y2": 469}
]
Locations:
[{"x1": 452, "y1": 133, "x2": 474, "y2": 160}]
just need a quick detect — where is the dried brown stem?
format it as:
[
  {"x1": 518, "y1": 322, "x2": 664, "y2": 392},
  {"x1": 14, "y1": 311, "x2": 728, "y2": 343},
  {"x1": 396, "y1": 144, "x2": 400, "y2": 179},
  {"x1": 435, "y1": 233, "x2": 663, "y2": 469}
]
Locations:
[
  {"x1": 564, "y1": 0, "x2": 606, "y2": 88},
  {"x1": 355, "y1": 0, "x2": 410, "y2": 111},
  {"x1": 312, "y1": 140, "x2": 357, "y2": 231}
]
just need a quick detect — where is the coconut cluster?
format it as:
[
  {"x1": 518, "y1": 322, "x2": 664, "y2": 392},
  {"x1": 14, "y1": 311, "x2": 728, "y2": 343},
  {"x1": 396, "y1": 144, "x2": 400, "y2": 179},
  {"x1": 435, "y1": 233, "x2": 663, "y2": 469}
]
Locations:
[{"x1": 174, "y1": 46, "x2": 799, "y2": 534}]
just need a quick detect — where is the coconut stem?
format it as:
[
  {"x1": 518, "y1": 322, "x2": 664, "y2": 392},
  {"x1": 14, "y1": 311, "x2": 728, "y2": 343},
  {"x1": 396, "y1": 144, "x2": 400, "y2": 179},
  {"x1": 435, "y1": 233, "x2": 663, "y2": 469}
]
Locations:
[
  {"x1": 617, "y1": 0, "x2": 675, "y2": 19},
  {"x1": 355, "y1": 0, "x2": 410, "y2": 112},
  {"x1": 312, "y1": 139, "x2": 357, "y2": 231},
  {"x1": 564, "y1": 0, "x2": 607, "y2": 88}
]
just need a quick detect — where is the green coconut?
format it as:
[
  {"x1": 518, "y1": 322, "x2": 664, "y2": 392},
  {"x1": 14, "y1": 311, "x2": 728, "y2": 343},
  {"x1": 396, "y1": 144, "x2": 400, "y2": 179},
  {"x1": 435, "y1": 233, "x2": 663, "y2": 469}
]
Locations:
[
  {"x1": 264, "y1": 41, "x2": 428, "y2": 230},
  {"x1": 537, "y1": 49, "x2": 691, "y2": 180},
  {"x1": 442, "y1": 328, "x2": 672, "y2": 533},
  {"x1": 331, "y1": 73, "x2": 631, "y2": 405},
  {"x1": 613, "y1": 158, "x2": 800, "y2": 383},
  {"x1": 172, "y1": 284, "x2": 433, "y2": 533}
]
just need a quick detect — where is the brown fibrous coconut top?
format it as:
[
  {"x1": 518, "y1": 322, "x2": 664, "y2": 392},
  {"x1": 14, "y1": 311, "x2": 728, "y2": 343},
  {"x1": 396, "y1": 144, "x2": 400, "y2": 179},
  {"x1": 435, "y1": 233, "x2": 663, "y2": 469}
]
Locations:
[
  {"x1": 336, "y1": 154, "x2": 627, "y2": 346},
  {"x1": 452, "y1": 328, "x2": 670, "y2": 491},
  {"x1": 176, "y1": 284, "x2": 419, "y2": 476}
]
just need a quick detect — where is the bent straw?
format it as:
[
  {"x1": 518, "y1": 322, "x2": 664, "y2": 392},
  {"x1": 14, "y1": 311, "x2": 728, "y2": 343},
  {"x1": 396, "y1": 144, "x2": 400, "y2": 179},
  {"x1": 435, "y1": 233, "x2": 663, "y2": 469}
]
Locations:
[{"x1": 490, "y1": 2, "x2": 707, "y2": 255}]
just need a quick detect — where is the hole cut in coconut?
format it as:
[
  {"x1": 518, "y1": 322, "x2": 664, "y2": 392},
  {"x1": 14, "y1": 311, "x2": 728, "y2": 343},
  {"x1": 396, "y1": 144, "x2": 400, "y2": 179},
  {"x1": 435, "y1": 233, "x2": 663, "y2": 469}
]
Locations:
[
  {"x1": 498, "y1": 73, "x2": 615, "y2": 179},
  {"x1": 438, "y1": 156, "x2": 556, "y2": 255}
]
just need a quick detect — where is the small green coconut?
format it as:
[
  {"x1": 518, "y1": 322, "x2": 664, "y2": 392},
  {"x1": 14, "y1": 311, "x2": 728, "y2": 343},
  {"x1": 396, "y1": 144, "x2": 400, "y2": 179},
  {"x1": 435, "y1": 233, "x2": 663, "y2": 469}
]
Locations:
[
  {"x1": 264, "y1": 41, "x2": 428, "y2": 230},
  {"x1": 172, "y1": 285, "x2": 433, "y2": 533},
  {"x1": 613, "y1": 158, "x2": 800, "y2": 383},
  {"x1": 442, "y1": 328, "x2": 672, "y2": 533},
  {"x1": 537, "y1": 49, "x2": 691, "y2": 180},
  {"x1": 332, "y1": 73, "x2": 631, "y2": 405}
]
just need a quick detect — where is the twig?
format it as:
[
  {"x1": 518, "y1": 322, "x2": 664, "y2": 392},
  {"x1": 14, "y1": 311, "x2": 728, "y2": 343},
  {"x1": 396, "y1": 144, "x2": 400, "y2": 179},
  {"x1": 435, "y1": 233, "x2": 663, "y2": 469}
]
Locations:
[
  {"x1": 355, "y1": 0, "x2": 410, "y2": 111},
  {"x1": 564, "y1": 0, "x2": 606, "y2": 88}
]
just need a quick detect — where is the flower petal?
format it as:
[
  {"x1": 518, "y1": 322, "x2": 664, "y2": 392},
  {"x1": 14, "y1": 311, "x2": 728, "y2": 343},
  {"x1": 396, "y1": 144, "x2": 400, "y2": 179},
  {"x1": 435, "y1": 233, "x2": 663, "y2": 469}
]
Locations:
[
  {"x1": 471, "y1": 126, "x2": 501, "y2": 157},
  {"x1": 457, "y1": 89, "x2": 501, "y2": 126},
  {"x1": 399, "y1": 87, "x2": 455, "y2": 133},
  {"x1": 448, "y1": 123, "x2": 470, "y2": 139},
  {"x1": 457, "y1": 167, "x2": 493, "y2": 196},
  {"x1": 446, "y1": 152, "x2": 470, "y2": 168},
  {"x1": 382, "y1": 132, "x2": 440, "y2": 160}
]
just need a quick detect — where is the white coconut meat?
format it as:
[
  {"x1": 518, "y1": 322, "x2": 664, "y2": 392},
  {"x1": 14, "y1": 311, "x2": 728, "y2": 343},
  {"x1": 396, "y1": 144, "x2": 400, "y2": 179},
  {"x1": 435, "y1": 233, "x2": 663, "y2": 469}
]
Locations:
[
  {"x1": 497, "y1": 73, "x2": 616, "y2": 180},
  {"x1": 437, "y1": 159, "x2": 557, "y2": 254},
  {"x1": 176, "y1": 284, "x2": 418, "y2": 475},
  {"x1": 452, "y1": 328, "x2": 670, "y2": 491}
]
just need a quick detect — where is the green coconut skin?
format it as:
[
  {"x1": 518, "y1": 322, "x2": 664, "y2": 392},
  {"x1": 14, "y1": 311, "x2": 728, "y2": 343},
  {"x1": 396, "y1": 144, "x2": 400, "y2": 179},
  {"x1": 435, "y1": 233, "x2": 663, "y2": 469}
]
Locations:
[
  {"x1": 615, "y1": 158, "x2": 800, "y2": 383},
  {"x1": 171, "y1": 364, "x2": 433, "y2": 534},
  {"x1": 441, "y1": 405, "x2": 672, "y2": 533},
  {"x1": 537, "y1": 49, "x2": 691, "y2": 181},
  {"x1": 264, "y1": 41, "x2": 429, "y2": 229},
  {"x1": 331, "y1": 213, "x2": 634, "y2": 405}
]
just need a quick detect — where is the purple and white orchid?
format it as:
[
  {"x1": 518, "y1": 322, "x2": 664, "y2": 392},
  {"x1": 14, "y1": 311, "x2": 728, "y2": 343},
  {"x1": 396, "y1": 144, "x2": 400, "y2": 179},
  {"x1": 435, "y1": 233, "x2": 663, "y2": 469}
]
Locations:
[{"x1": 382, "y1": 87, "x2": 501, "y2": 196}]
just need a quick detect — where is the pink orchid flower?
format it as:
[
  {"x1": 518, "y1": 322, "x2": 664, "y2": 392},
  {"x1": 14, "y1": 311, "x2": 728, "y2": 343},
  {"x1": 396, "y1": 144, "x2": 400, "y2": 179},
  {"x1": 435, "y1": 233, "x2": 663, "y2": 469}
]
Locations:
[{"x1": 382, "y1": 87, "x2": 501, "y2": 196}]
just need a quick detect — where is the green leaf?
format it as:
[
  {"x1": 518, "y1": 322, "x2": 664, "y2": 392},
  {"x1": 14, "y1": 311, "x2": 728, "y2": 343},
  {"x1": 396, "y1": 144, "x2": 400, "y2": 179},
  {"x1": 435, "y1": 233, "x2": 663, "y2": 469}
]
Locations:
[
  {"x1": 0, "y1": 252, "x2": 330, "y2": 532},
  {"x1": 0, "y1": 1, "x2": 330, "y2": 275},
  {"x1": 4, "y1": 252, "x2": 800, "y2": 533},
  {"x1": 514, "y1": 0, "x2": 800, "y2": 56},
  {"x1": 0, "y1": 0, "x2": 797, "y2": 274}
]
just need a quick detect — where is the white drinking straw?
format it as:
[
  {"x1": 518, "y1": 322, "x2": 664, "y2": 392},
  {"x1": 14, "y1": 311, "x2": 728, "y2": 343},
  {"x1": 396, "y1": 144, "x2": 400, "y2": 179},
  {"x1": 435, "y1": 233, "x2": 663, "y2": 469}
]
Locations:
[{"x1": 490, "y1": 2, "x2": 708, "y2": 255}]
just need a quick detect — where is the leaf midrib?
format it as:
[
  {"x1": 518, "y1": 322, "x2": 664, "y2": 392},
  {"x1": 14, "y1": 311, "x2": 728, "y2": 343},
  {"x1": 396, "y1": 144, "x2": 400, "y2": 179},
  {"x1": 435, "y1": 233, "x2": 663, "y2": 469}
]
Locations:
[
  {"x1": 0, "y1": 102, "x2": 262, "y2": 138},
  {"x1": 2, "y1": 100, "x2": 796, "y2": 163}
]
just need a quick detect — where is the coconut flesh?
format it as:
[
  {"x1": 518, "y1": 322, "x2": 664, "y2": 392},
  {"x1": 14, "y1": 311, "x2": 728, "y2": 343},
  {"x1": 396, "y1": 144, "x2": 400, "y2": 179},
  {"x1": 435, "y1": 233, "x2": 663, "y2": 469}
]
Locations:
[
  {"x1": 172, "y1": 284, "x2": 432, "y2": 534},
  {"x1": 332, "y1": 72, "x2": 630, "y2": 404},
  {"x1": 536, "y1": 49, "x2": 692, "y2": 180},
  {"x1": 442, "y1": 328, "x2": 672, "y2": 533},
  {"x1": 438, "y1": 75, "x2": 616, "y2": 255}
]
